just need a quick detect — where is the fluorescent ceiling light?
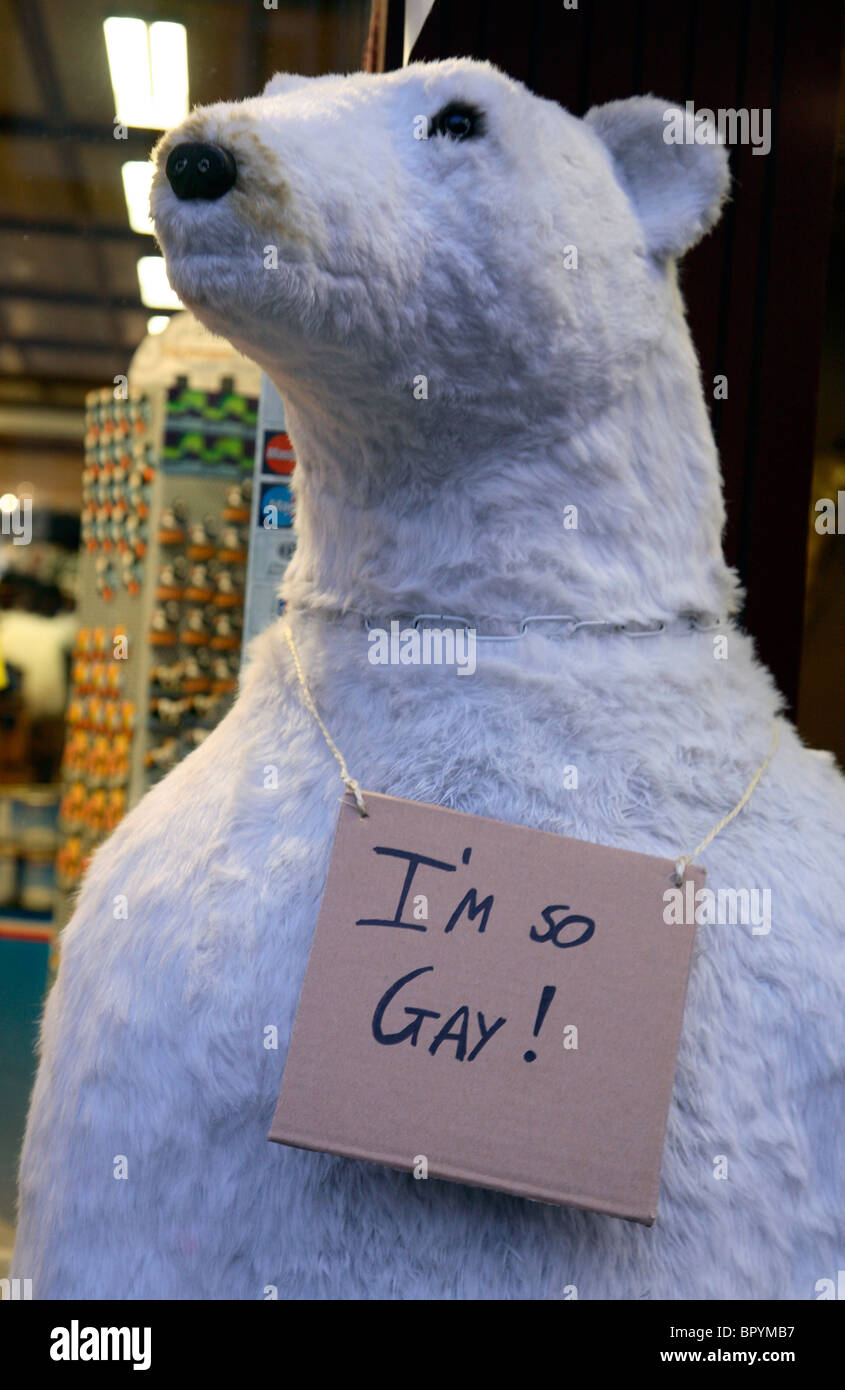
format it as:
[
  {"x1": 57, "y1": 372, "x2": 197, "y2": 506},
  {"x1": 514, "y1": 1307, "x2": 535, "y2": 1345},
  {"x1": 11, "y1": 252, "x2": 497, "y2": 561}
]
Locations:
[
  {"x1": 121, "y1": 161, "x2": 155, "y2": 234},
  {"x1": 104, "y1": 17, "x2": 188, "y2": 129},
  {"x1": 147, "y1": 315, "x2": 170, "y2": 335},
  {"x1": 150, "y1": 23, "x2": 189, "y2": 129},
  {"x1": 137, "y1": 256, "x2": 183, "y2": 310},
  {"x1": 103, "y1": 18, "x2": 152, "y2": 127}
]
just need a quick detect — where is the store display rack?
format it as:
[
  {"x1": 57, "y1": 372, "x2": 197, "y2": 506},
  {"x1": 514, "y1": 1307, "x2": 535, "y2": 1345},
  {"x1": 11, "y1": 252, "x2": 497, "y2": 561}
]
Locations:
[{"x1": 55, "y1": 375, "x2": 258, "y2": 910}]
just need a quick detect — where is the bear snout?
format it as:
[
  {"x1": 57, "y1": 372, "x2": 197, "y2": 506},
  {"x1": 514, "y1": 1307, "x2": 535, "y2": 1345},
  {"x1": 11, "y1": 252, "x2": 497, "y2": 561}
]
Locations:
[{"x1": 165, "y1": 141, "x2": 237, "y2": 201}]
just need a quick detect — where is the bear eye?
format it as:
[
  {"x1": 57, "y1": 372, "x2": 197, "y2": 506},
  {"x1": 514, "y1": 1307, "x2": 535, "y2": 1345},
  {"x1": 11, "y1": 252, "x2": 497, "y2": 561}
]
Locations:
[{"x1": 430, "y1": 101, "x2": 484, "y2": 141}]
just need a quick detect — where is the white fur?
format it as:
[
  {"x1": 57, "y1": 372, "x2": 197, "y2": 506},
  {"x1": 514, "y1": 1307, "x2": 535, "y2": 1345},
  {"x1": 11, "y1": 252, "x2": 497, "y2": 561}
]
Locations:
[{"x1": 13, "y1": 61, "x2": 844, "y2": 1300}]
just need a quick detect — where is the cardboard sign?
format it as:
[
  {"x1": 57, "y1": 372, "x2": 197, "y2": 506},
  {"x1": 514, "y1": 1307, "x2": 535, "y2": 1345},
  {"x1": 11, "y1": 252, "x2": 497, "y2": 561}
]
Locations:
[{"x1": 270, "y1": 792, "x2": 704, "y2": 1223}]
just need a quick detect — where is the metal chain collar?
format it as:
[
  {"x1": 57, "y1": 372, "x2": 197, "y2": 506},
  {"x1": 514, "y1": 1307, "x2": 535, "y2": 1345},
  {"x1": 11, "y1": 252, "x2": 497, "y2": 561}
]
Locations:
[{"x1": 295, "y1": 608, "x2": 725, "y2": 642}]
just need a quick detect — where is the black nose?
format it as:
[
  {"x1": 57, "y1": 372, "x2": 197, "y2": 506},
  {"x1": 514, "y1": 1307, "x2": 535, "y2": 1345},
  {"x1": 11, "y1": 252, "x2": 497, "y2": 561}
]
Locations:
[{"x1": 165, "y1": 142, "x2": 237, "y2": 200}]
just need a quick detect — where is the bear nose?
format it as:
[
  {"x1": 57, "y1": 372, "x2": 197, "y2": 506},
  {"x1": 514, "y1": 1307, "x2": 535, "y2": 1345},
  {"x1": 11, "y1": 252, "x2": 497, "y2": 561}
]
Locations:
[{"x1": 165, "y1": 142, "x2": 237, "y2": 200}]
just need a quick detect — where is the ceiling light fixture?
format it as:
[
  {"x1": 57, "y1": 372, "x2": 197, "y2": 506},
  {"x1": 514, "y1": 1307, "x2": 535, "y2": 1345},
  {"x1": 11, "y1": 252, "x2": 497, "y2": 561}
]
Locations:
[
  {"x1": 149, "y1": 22, "x2": 189, "y2": 129},
  {"x1": 104, "y1": 18, "x2": 189, "y2": 129},
  {"x1": 121, "y1": 161, "x2": 155, "y2": 234},
  {"x1": 137, "y1": 256, "x2": 183, "y2": 310}
]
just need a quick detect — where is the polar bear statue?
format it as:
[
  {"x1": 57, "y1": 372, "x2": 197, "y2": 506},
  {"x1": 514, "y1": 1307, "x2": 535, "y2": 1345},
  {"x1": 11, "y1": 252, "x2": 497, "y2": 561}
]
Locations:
[{"x1": 12, "y1": 59, "x2": 844, "y2": 1300}]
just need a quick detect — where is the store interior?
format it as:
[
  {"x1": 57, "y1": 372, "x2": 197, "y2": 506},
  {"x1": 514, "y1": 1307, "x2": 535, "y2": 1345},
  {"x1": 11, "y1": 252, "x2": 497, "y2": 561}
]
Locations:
[
  {"x1": 0, "y1": 0, "x2": 374, "y2": 1277},
  {"x1": 0, "y1": 0, "x2": 843, "y2": 1282}
]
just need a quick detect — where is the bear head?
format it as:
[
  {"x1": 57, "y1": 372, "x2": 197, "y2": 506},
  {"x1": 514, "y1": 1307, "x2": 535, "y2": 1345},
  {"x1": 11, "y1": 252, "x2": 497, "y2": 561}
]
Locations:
[{"x1": 151, "y1": 60, "x2": 729, "y2": 447}]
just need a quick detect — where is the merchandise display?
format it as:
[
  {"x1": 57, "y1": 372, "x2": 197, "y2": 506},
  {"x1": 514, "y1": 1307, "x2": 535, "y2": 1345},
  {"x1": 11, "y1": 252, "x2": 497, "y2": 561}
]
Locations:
[
  {"x1": 0, "y1": 787, "x2": 61, "y2": 912},
  {"x1": 53, "y1": 320, "x2": 263, "y2": 904},
  {"x1": 143, "y1": 384, "x2": 255, "y2": 785},
  {"x1": 242, "y1": 377, "x2": 298, "y2": 646},
  {"x1": 55, "y1": 388, "x2": 147, "y2": 895}
]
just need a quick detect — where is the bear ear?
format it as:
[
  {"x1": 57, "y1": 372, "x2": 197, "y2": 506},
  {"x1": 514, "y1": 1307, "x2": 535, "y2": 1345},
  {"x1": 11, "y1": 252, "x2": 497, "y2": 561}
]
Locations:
[
  {"x1": 263, "y1": 72, "x2": 313, "y2": 98},
  {"x1": 584, "y1": 96, "x2": 730, "y2": 260}
]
